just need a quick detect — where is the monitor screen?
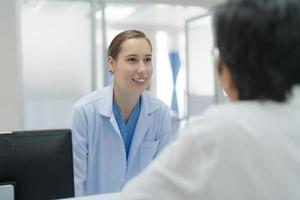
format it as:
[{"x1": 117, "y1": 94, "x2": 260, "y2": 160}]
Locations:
[{"x1": 0, "y1": 129, "x2": 74, "y2": 200}]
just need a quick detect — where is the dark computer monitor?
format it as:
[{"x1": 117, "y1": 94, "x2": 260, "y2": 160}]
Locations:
[{"x1": 0, "y1": 129, "x2": 74, "y2": 200}]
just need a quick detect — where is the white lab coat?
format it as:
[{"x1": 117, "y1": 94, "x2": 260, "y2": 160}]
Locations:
[
  {"x1": 121, "y1": 86, "x2": 300, "y2": 200},
  {"x1": 69, "y1": 84, "x2": 172, "y2": 196}
]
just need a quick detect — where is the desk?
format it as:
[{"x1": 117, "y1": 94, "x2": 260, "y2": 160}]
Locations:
[{"x1": 63, "y1": 193, "x2": 120, "y2": 200}]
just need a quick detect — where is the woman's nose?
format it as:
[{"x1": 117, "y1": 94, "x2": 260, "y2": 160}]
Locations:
[{"x1": 137, "y1": 61, "x2": 147, "y2": 73}]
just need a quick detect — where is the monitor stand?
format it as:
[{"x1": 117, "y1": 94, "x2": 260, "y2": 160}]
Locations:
[{"x1": 0, "y1": 184, "x2": 14, "y2": 200}]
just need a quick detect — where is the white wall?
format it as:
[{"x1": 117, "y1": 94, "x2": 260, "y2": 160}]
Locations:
[{"x1": 0, "y1": 0, "x2": 22, "y2": 131}]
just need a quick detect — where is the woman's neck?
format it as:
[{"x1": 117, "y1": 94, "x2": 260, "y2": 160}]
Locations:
[{"x1": 113, "y1": 87, "x2": 140, "y2": 123}]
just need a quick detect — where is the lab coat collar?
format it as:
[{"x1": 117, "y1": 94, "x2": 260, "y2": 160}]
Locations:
[
  {"x1": 97, "y1": 84, "x2": 114, "y2": 117},
  {"x1": 97, "y1": 83, "x2": 160, "y2": 167},
  {"x1": 97, "y1": 84, "x2": 160, "y2": 117}
]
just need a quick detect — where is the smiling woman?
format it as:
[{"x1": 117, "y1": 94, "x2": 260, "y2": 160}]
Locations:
[
  {"x1": 108, "y1": 34, "x2": 153, "y2": 109},
  {"x1": 69, "y1": 30, "x2": 173, "y2": 197}
]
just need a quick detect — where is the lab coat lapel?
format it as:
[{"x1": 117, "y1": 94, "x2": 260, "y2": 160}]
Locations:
[
  {"x1": 109, "y1": 115, "x2": 121, "y2": 138},
  {"x1": 98, "y1": 84, "x2": 122, "y2": 139},
  {"x1": 127, "y1": 92, "x2": 158, "y2": 166},
  {"x1": 127, "y1": 107, "x2": 152, "y2": 166}
]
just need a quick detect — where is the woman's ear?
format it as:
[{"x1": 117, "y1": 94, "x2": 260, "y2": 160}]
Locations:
[
  {"x1": 218, "y1": 65, "x2": 239, "y2": 101},
  {"x1": 108, "y1": 56, "x2": 114, "y2": 74}
]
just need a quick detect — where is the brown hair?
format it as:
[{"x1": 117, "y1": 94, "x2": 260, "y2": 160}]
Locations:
[{"x1": 108, "y1": 30, "x2": 152, "y2": 60}]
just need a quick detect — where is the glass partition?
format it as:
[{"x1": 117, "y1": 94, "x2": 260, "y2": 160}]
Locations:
[{"x1": 22, "y1": 0, "x2": 93, "y2": 129}]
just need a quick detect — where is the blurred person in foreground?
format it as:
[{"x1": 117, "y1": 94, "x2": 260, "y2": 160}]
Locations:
[{"x1": 121, "y1": 0, "x2": 300, "y2": 199}]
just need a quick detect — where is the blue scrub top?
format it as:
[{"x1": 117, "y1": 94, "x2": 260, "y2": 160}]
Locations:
[{"x1": 113, "y1": 97, "x2": 141, "y2": 159}]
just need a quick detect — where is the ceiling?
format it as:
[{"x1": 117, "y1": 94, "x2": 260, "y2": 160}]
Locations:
[
  {"x1": 22, "y1": 0, "x2": 226, "y2": 28},
  {"x1": 23, "y1": 0, "x2": 224, "y2": 7},
  {"x1": 97, "y1": 0, "x2": 224, "y2": 7}
]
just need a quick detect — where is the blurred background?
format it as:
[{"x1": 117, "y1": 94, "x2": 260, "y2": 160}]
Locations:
[{"x1": 0, "y1": 0, "x2": 225, "y2": 133}]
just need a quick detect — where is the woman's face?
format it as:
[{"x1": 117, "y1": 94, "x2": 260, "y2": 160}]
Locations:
[{"x1": 109, "y1": 38, "x2": 153, "y2": 96}]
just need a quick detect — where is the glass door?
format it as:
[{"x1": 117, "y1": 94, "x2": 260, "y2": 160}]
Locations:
[{"x1": 185, "y1": 13, "x2": 225, "y2": 119}]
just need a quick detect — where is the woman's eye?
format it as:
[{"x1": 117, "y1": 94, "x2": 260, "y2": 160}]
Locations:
[
  {"x1": 145, "y1": 57, "x2": 152, "y2": 63},
  {"x1": 127, "y1": 58, "x2": 137, "y2": 63}
]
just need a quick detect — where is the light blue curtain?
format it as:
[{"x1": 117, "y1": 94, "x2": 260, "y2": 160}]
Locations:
[{"x1": 168, "y1": 51, "x2": 180, "y2": 115}]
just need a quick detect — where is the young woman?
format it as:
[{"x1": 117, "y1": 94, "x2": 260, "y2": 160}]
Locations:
[{"x1": 69, "y1": 30, "x2": 172, "y2": 196}]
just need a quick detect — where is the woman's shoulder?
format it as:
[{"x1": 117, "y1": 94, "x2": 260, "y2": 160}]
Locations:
[
  {"x1": 202, "y1": 101, "x2": 262, "y2": 120},
  {"x1": 141, "y1": 91, "x2": 170, "y2": 113},
  {"x1": 73, "y1": 85, "x2": 112, "y2": 109},
  {"x1": 184, "y1": 101, "x2": 276, "y2": 142}
]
